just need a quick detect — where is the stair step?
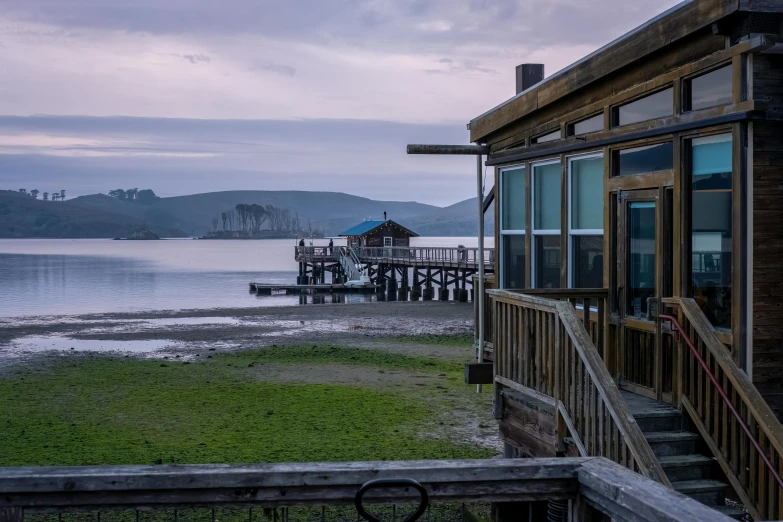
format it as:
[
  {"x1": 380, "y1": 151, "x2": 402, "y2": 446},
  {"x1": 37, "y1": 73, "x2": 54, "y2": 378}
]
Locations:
[
  {"x1": 713, "y1": 504, "x2": 747, "y2": 520},
  {"x1": 633, "y1": 411, "x2": 681, "y2": 433},
  {"x1": 659, "y1": 454, "x2": 715, "y2": 481},
  {"x1": 645, "y1": 431, "x2": 699, "y2": 457},
  {"x1": 672, "y1": 479, "x2": 729, "y2": 505}
]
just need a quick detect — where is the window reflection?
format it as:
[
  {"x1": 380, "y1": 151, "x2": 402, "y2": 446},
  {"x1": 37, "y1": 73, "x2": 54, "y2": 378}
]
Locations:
[
  {"x1": 628, "y1": 201, "x2": 656, "y2": 317},
  {"x1": 573, "y1": 236, "x2": 603, "y2": 289},
  {"x1": 502, "y1": 235, "x2": 526, "y2": 289},
  {"x1": 616, "y1": 88, "x2": 673, "y2": 126},
  {"x1": 535, "y1": 236, "x2": 561, "y2": 289},
  {"x1": 687, "y1": 66, "x2": 733, "y2": 111},
  {"x1": 690, "y1": 134, "x2": 732, "y2": 328},
  {"x1": 615, "y1": 142, "x2": 673, "y2": 176},
  {"x1": 572, "y1": 114, "x2": 604, "y2": 136}
]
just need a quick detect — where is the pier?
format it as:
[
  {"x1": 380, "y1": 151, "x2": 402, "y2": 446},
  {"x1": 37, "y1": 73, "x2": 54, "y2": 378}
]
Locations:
[{"x1": 290, "y1": 245, "x2": 495, "y2": 302}]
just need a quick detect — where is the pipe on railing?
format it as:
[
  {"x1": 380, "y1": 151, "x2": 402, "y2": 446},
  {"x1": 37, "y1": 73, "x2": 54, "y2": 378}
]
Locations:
[{"x1": 660, "y1": 313, "x2": 783, "y2": 491}]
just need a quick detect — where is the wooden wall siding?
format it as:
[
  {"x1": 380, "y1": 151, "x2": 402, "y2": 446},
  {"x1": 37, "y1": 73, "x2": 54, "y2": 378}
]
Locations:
[
  {"x1": 754, "y1": 53, "x2": 783, "y2": 115},
  {"x1": 752, "y1": 120, "x2": 783, "y2": 418},
  {"x1": 354, "y1": 225, "x2": 414, "y2": 247},
  {"x1": 486, "y1": 31, "x2": 728, "y2": 153},
  {"x1": 498, "y1": 389, "x2": 557, "y2": 458},
  {"x1": 469, "y1": 0, "x2": 743, "y2": 143}
]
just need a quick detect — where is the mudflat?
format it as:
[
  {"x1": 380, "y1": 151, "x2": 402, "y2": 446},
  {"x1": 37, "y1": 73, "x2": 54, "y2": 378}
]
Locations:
[{"x1": 0, "y1": 301, "x2": 500, "y2": 468}]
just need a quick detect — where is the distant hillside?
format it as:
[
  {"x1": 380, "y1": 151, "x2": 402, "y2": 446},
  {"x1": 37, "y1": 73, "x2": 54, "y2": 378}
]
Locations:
[
  {"x1": 0, "y1": 191, "x2": 187, "y2": 239},
  {"x1": 402, "y1": 197, "x2": 495, "y2": 237},
  {"x1": 3, "y1": 189, "x2": 495, "y2": 238}
]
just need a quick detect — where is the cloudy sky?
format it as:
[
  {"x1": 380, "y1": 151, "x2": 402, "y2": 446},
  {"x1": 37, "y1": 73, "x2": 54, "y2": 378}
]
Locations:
[{"x1": 0, "y1": 0, "x2": 680, "y2": 205}]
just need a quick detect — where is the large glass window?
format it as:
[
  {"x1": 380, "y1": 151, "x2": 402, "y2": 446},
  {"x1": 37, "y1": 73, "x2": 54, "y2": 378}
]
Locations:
[
  {"x1": 500, "y1": 166, "x2": 526, "y2": 288},
  {"x1": 569, "y1": 155, "x2": 604, "y2": 288},
  {"x1": 690, "y1": 134, "x2": 732, "y2": 328},
  {"x1": 570, "y1": 113, "x2": 604, "y2": 136},
  {"x1": 615, "y1": 88, "x2": 673, "y2": 126},
  {"x1": 628, "y1": 201, "x2": 657, "y2": 317},
  {"x1": 615, "y1": 142, "x2": 674, "y2": 176},
  {"x1": 501, "y1": 167, "x2": 525, "y2": 231},
  {"x1": 686, "y1": 66, "x2": 733, "y2": 112},
  {"x1": 533, "y1": 161, "x2": 561, "y2": 288}
]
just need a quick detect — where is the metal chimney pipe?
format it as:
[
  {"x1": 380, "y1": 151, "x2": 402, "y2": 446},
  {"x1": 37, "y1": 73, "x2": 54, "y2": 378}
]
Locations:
[{"x1": 516, "y1": 64, "x2": 544, "y2": 94}]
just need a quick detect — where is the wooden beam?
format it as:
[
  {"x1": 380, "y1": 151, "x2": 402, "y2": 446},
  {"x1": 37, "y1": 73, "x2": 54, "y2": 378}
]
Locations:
[
  {"x1": 0, "y1": 460, "x2": 584, "y2": 511},
  {"x1": 406, "y1": 144, "x2": 489, "y2": 155}
]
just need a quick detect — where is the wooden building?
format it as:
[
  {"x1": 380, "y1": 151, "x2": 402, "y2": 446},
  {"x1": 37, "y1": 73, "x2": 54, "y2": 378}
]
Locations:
[
  {"x1": 338, "y1": 217, "x2": 418, "y2": 249},
  {"x1": 464, "y1": 0, "x2": 783, "y2": 519}
]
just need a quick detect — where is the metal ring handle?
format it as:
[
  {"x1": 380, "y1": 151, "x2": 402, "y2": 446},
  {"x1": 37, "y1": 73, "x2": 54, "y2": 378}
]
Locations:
[{"x1": 355, "y1": 478, "x2": 429, "y2": 522}]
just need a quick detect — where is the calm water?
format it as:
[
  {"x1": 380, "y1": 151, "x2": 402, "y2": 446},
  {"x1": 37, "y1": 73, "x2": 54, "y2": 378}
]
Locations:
[{"x1": 0, "y1": 237, "x2": 490, "y2": 318}]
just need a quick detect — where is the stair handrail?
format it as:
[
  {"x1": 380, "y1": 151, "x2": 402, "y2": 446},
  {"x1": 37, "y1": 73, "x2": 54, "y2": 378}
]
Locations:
[
  {"x1": 662, "y1": 297, "x2": 783, "y2": 519},
  {"x1": 659, "y1": 309, "x2": 783, "y2": 492},
  {"x1": 554, "y1": 300, "x2": 671, "y2": 487},
  {"x1": 488, "y1": 289, "x2": 670, "y2": 487},
  {"x1": 659, "y1": 297, "x2": 783, "y2": 468}
]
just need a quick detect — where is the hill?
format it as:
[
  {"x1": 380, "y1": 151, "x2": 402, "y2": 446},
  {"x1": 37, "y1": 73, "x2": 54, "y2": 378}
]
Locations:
[
  {"x1": 4, "y1": 189, "x2": 495, "y2": 238},
  {"x1": 69, "y1": 190, "x2": 440, "y2": 237},
  {"x1": 0, "y1": 191, "x2": 187, "y2": 239}
]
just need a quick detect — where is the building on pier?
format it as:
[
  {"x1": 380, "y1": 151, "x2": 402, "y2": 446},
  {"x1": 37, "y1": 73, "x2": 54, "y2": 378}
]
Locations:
[{"x1": 338, "y1": 216, "x2": 418, "y2": 249}]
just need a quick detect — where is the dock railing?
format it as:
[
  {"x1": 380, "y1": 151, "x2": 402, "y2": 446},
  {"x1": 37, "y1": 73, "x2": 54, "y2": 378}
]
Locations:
[
  {"x1": 0, "y1": 458, "x2": 738, "y2": 522},
  {"x1": 353, "y1": 247, "x2": 494, "y2": 267},
  {"x1": 489, "y1": 289, "x2": 669, "y2": 487},
  {"x1": 294, "y1": 246, "x2": 332, "y2": 262}
]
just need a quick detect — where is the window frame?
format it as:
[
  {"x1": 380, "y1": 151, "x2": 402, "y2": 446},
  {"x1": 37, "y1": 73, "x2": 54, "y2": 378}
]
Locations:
[
  {"x1": 611, "y1": 86, "x2": 674, "y2": 128},
  {"x1": 611, "y1": 140, "x2": 675, "y2": 178},
  {"x1": 498, "y1": 163, "x2": 527, "y2": 289},
  {"x1": 567, "y1": 152, "x2": 605, "y2": 289},
  {"x1": 531, "y1": 159, "x2": 562, "y2": 288},
  {"x1": 682, "y1": 62, "x2": 733, "y2": 113}
]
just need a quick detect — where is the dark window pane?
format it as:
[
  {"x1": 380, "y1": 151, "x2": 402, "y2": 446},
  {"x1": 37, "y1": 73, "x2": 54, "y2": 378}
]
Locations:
[
  {"x1": 616, "y1": 88, "x2": 673, "y2": 126},
  {"x1": 572, "y1": 113, "x2": 603, "y2": 135},
  {"x1": 535, "y1": 235, "x2": 561, "y2": 289},
  {"x1": 532, "y1": 130, "x2": 560, "y2": 144},
  {"x1": 690, "y1": 134, "x2": 732, "y2": 328},
  {"x1": 688, "y1": 66, "x2": 733, "y2": 111},
  {"x1": 502, "y1": 235, "x2": 526, "y2": 289},
  {"x1": 615, "y1": 142, "x2": 673, "y2": 176},
  {"x1": 572, "y1": 235, "x2": 603, "y2": 288},
  {"x1": 628, "y1": 201, "x2": 656, "y2": 317}
]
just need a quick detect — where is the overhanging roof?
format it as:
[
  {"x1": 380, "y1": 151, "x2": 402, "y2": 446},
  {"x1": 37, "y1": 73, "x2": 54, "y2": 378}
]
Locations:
[
  {"x1": 338, "y1": 220, "x2": 419, "y2": 238},
  {"x1": 468, "y1": 0, "x2": 749, "y2": 142}
]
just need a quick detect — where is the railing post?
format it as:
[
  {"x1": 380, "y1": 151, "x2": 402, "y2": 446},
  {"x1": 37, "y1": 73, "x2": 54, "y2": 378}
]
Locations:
[
  {"x1": 0, "y1": 508, "x2": 23, "y2": 522},
  {"x1": 554, "y1": 315, "x2": 567, "y2": 454}
]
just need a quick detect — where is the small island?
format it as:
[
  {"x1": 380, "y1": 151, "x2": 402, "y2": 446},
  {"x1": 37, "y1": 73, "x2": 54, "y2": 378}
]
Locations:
[{"x1": 127, "y1": 229, "x2": 160, "y2": 240}]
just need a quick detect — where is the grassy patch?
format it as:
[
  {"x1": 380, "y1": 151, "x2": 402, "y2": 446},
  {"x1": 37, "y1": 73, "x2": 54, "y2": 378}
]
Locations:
[
  {"x1": 0, "y1": 347, "x2": 492, "y2": 467},
  {"x1": 386, "y1": 333, "x2": 473, "y2": 347},
  {"x1": 227, "y1": 345, "x2": 462, "y2": 374}
]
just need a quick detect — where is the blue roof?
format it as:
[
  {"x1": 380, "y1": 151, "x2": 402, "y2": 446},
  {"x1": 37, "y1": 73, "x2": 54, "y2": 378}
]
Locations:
[
  {"x1": 338, "y1": 219, "x2": 419, "y2": 238},
  {"x1": 339, "y1": 220, "x2": 387, "y2": 237}
]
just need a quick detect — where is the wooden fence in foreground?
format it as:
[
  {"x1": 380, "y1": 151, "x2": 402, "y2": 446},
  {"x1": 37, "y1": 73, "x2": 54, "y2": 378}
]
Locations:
[{"x1": 0, "y1": 458, "x2": 738, "y2": 522}]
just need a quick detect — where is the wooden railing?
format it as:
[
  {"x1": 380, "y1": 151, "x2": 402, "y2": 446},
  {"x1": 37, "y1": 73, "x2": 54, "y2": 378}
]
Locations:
[
  {"x1": 473, "y1": 275, "x2": 496, "y2": 361},
  {"x1": 0, "y1": 458, "x2": 738, "y2": 522},
  {"x1": 353, "y1": 247, "x2": 494, "y2": 267},
  {"x1": 663, "y1": 297, "x2": 783, "y2": 521},
  {"x1": 294, "y1": 246, "x2": 334, "y2": 261},
  {"x1": 489, "y1": 289, "x2": 670, "y2": 486}
]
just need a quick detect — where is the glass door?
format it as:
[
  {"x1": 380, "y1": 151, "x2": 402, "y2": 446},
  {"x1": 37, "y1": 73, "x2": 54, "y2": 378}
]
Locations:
[{"x1": 616, "y1": 189, "x2": 663, "y2": 400}]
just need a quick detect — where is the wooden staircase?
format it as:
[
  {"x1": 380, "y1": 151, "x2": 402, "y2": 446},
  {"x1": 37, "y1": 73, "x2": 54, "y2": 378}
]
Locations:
[{"x1": 623, "y1": 391, "x2": 746, "y2": 519}]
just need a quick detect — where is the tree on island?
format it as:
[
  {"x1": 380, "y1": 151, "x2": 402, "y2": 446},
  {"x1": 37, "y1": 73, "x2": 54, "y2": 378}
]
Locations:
[
  {"x1": 30, "y1": 189, "x2": 39, "y2": 199},
  {"x1": 108, "y1": 188, "x2": 159, "y2": 205},
  {"x1": 60, "y1": 190, "x2": 66, "y2": 201},
  {"x1": 43, "y1": 192, "x2": 49, "y2": 201},
  {"x1": 18, "y1": 189, "x2": 27, "y2": 196}
]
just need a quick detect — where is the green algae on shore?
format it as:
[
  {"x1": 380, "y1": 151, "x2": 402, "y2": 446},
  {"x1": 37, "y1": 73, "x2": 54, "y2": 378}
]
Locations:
[{"x1": 0, "y1": 344, "x2": 495, "y2": 467}]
